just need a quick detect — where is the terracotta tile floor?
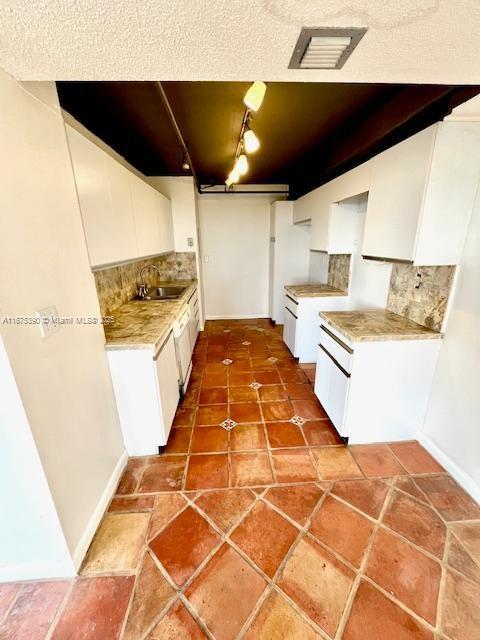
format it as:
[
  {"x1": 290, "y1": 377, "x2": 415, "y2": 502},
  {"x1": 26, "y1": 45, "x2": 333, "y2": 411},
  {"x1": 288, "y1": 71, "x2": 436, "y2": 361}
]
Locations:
[{"x1": 2, "y1": 318, "x2": 480, "y2": 639}]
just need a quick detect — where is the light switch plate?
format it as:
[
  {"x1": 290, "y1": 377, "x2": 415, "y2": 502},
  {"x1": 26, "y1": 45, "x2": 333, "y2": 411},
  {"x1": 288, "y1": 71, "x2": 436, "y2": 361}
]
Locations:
[
  {"x1": 204, "y1": 255, "x2": 209, "y2": 263},
  {"x1": 36, "y1": 305, "x2": 60, "y2": 339}
]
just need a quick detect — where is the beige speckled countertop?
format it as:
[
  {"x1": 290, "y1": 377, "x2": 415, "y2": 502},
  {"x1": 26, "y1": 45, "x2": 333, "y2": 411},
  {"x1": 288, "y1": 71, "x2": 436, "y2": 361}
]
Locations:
[
  {"x1": 104, "y1": 280, "x2": 197, "y2": 351},
  {"x1": 285, "y1": 284, "x2": 347, "y2": 299},
  {"x1": 319, "y1": 309, "x2": 442, "y2": 343}
]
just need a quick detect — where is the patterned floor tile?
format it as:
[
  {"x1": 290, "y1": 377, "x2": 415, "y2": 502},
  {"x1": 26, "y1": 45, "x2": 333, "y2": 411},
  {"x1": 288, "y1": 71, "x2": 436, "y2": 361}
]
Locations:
[
  {"x1": 190, "y1": 426, "x2": 228, "y2": 453},
  {"x1": 271, "y1": 449, "x2": 319, "y2": 483},
  {"x1": 149, "y1": 506, "x2": 220, "y2": 586},
  {"x1": 229, "y1": 386, "x2": 258, "y2": 403},
  {"x1": 81, "y1": 512, "x2": 149, "y2": 574},
  {"x1": 451, "y1": 522, "x2": 480, "y2": 565},
  {"x1": 266, "y1": 422, "x2": 306, "y2": 448},
  {"x1": 351, "y1": 444, "x2": 406, "y2": 477},
  {"x1": 199, "y1": 387, "x2": 228, "y2": 405},
  {"x1": 258, "y1": 384, "x2": 288, "y2": 402},
  {"x1": 303, "y1": 420, "x2": 343, "y2": 445},
  {"x1": 244, "y1": 590, "x2": 323, "y2": 639},
  {"x1": 264, "y1": 484, "x2": 324, "y2": 526},
  {"x1": 388, "y1": 441, "x2": 444, "y2": 474},
  {"x1": 229, "y1": 424, "x2": 267, "y2": 451},
  {"x1": 414, "y1": 475, "x2": 480, "y2": 521},
  {"x1": 173, "y1": 406, "x2": 196, "y2": 427},
  {"x1": 309, "y1": 495, "x2": 374, "y2": 568},
  {"x1": 261, "y1": 401, "x2": 294, "y2": 422},
  {"x1": 291, "y1": 398, "x2": 328, "y2": 420},
  {"x1": 331, "y1": 478, "x2": 389, "y2": 519},
  {"x1": 148, "y1": 601, "x2": 207, "y2": 639},
  {"x1": 123, "y1": 553, "x2": 175, "y2": 640},
  {"x1": 278, "y1": 536, "x2": 355, "y2": 637},
  {"x1": 195, "y1": 489, "x2": 255, "y2": 532},
  {"x1": 448, "y1": 536, "x2": 480, "y2": 583},
  {"x1": 230, "y1": 452, "x2": 274, "y2": 486},
  {"x1": 138, "y1": 456, "x2": 187, "y2": 492},
  {"x1": 185, "y1": 454, "x2": 229, "y2": 490},
  {"x1": 108, "y1": 495, "x2": 155, "y2": 513},
  {"x1": 365, "y1": 528, "x2": 441, "y2": 624},
  {"x1": 0, "y1": 581, "x2": 69, "y2": 640},
  {"x1": 165, "y1": 427, "x2": 192, "y2": 454},
  {"x1": 51, "y1": 576, "x2": 134, "y2": 640},
  {"x1": 394, "y1": 476, "x2": 429, "y2": 503},
  {"x1": 230, "y1": 402, "x2": 262, "y2": 423},
  {"x1": 343, "y1": 580, "x2": 433, "y2": 640},
  {"x1": 230, "y1": 501, "x2": 298, "y2": 577},
  {"x1": 148, "y1": 493, "x2": 187, "y2": 540},
  {"x1": 311, "y1": 447, "x2": 363, "y2": 480},
  {"x1": 383, "y1": 491, "x2": 446, "y2": 558},
  {"x1": 185, "y1": 544, "x2": 267, "y2": 640},
  {"x1": 442, "y1": 570, "x2": 480, "y2": 640},
  {"x1": 195, "y1": 404, "x2": 229, "y2": 426}
]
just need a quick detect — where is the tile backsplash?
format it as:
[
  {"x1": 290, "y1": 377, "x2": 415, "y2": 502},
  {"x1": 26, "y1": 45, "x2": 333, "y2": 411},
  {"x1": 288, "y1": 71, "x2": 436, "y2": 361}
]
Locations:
[
  {"x1": 327, "y1": 254, "x2": 351, "y2": 292},
  {"x1": 387, "y1": 264, "x2": 455, "y2": 332},
  {"x1": 94, "y1": 252, "x2": 197, "y2": 316}
]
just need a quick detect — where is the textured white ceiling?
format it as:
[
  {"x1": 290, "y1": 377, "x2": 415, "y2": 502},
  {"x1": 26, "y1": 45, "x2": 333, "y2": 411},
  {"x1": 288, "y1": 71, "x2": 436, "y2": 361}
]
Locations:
[{"x1": 1, "y1": 0, "x2": 480, "y2": 83}]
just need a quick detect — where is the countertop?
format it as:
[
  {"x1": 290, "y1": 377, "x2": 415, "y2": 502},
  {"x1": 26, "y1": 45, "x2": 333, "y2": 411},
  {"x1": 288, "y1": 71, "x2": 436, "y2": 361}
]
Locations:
[
  {"x1": 285, "y1": 283, "x2": 347, "y2": 299},
  {"x1": 319, "y1": 309, "x2": 442, "y2": 343},
  {"x1": 104, "y1": 280, "x2": 197, "y2": 352}
]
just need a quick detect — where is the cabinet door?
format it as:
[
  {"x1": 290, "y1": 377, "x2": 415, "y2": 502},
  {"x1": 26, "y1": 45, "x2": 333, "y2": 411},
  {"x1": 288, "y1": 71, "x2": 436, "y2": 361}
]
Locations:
[
  {"x1": 130, "y1": 175, "x2": 164, "y2": 258},
  {"x1": 66, "y1": 126, "x2": 113, "y2": 266},
  {"x1": 314, "y1": 345, "x2": 330, "y2": 410},
  {"x1": 362, "y1": 125, "x2": 436, "y2": 261},
  {"x1": 105, "y1": 158, "x2": 138, "y2": 261},
  {"x1": 154, "y1": 332, "x2": 180, "y2": 444},
  {"x1": 155, "y1": 191, "x2": 174, "y2": 253},
  {"x1": 327, "y1": 359, "x2": 350, "y2": 436},
  {"x1": 283, "y1": 307, "x2": 297, "y2": 355}
]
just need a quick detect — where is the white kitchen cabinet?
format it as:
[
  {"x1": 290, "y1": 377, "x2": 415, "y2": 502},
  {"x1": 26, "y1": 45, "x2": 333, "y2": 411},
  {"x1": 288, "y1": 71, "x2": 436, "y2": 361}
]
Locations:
[
  {"x1": 310, "y1": 199, "x2": 361, "y2": 254},
  {"x1": 66, "y1": 125, "x2": 138, "y2": 266},
  {"x1": 67, "y1": 124, "x2": 174, "y2": 267},
  {"x1": 314, "y1": 321, "x2": 442, "y2": 443},
  {"x1": 363, "y1": 122, "x2": 480, "y2": 265},
  {"x1": 107, "y1": 331, "x2": 180, "y2": 455},
  {"x1": 283, "y1": 292, "x2": 348, "y2": 362}
]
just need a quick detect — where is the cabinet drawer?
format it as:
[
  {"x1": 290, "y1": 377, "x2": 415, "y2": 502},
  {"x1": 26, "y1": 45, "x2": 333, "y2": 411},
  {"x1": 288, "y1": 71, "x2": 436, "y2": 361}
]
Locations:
[
  {"x1": 285, "y1": 294, "x2": 299, "y2": 317},
  {"x1": 319, "y1": 324, "x2": 353, "y2": 373}
]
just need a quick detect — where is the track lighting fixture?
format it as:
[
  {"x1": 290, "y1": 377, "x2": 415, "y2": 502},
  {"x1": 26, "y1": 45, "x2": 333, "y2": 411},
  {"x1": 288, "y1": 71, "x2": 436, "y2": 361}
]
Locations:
[
  {"x1": 225, "y1": 81, "x2": 266, "y2": 189},
  {"x1": 243, "y1": 81, "x2": 267, "y2": 112}
]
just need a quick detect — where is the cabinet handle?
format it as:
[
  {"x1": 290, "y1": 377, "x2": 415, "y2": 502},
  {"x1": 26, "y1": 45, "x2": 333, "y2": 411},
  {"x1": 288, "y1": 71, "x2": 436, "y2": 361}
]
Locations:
[
  {"x1": 286, "y1": 294, "x2": 299, "y2": 306},
  {"x1": 285, "y1": 307, "x2": 298, "y2": 320},
  {"x1": 319, "y1": 344, "x2": 351, "y2": 378},
  {"x1": 320, "y1": 325, "x2": 353, "y2": 354},
  {"x1": 187, "y1": 288, "x2": 198, "y2": 303}
]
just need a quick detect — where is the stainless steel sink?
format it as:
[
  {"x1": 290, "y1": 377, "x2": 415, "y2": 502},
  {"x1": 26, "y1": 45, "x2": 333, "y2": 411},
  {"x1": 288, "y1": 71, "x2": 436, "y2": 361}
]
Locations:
[{"x1": 140, "y1": 285, "x2": 186, "y2": 300}]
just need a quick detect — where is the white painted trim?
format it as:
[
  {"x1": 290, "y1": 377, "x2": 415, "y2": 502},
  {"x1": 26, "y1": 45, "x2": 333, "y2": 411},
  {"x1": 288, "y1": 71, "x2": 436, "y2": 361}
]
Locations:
[
  {"x1": 417, "y1": 432, "x2": 480, "y2": 504},
  {"x1": 71, "y1": 450, "x2": 128, "y2": 570},
  {"x1": 205, "y1": 315, "x2": 270, "y2": 320},
  {"x1": 0, "y1": 560, "x2": 76, "y2": 583}
]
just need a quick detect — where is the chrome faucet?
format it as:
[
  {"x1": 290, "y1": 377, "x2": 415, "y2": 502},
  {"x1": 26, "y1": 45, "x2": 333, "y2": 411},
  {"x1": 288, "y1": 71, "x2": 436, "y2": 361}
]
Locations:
[{"x1": 138, "y1": 265, "x2": 162, "y2": 299}]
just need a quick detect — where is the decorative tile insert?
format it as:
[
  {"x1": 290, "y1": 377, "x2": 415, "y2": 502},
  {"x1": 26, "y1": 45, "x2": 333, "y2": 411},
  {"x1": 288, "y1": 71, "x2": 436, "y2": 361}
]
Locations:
[
  {"x1": 222, "y1": 359, "x2": 233, "y2": 365},
  {"x1": 290, "y1": 415, "x2": 306, "y2": 427},
  {"x1": 94, "y1": 251, "x2": 197, "y2": 316},
  {"x1": 328, "y1": 254, "x2": 351, "y2": 292},
  {"x1": 387, "y1": 264, "x2": 455, "y2": 332},
  {"x1": 220, "y1": 418, "x2": 237, "y2": 431},
  {"x1": 242, "y1": 341, "x2": 252, "y2": 346},
  {"x1": 250, "y1": 382, "x2": 262, "y2": 390}
]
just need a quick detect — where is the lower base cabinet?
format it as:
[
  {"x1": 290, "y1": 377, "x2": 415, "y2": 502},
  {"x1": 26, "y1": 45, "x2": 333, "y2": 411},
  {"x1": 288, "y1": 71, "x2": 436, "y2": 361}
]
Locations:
[
  {"x1": 314, "y1": 322, "x2": 441, "y2": 443},
  {"x1": 107, "y1": 331, "x2": 180, "y2": 455}
]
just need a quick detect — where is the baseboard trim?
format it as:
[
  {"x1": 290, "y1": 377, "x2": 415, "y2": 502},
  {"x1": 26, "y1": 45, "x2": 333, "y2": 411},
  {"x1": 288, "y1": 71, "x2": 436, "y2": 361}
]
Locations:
[
  {"x1": 205, "y1": 315, "x2": 270, "y2": 320},
  {"x1": 71, "y1": 450, "x2": 128, "y2": 570},
  {"x1": 417, "y1": 432, "x2": 480, "y2": 503}
]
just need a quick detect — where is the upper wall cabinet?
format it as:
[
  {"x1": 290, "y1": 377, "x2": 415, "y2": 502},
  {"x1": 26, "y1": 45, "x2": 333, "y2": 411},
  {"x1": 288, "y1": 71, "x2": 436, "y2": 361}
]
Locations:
[
  {"x1": 362, "y1": 122, "x2": 480, "y2": 265},
  {"x1": 310, "y1": 200, "x2": 361, "y2": 254},
  {"x1": 129, "y1": 173, "x2": 173, "y2": 258},
  {"x1": 66, "y1": 125, "x2": 174, "y2": 267}
]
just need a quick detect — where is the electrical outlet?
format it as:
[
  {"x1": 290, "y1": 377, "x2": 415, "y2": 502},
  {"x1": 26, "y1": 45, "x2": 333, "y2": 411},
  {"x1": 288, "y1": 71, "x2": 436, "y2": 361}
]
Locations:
[
  {"x1": 204, "y1": 255, "x2": 209, "y2": 263},
  {"x1": 187, "y1": 237, "x2": 194, "y2": 247},
  {"x1": 36, "y1": 306, "x2": 60, "y2": 339}
]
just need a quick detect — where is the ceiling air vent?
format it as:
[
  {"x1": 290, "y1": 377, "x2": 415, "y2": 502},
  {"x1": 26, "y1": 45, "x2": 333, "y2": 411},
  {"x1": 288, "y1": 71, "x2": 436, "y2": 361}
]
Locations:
[{"x1": 289, "y1": 27, "x2": 367, "y2": 70}]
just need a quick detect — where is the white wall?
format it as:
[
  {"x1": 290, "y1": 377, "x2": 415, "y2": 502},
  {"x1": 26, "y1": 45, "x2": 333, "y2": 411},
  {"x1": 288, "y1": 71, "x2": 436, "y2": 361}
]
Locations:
[
  {"x1": 0, "y1": 71, "x2": 126, "y2": 575},
  {"x1": 198, "y1": 194, "x2": 275, "y2": 319},
  {"x1": 419, "y1": 180, "x2": 480, "y2": 502},
  {"x1": 0, "y1": 337, "x2": 74, "y2": 581}
]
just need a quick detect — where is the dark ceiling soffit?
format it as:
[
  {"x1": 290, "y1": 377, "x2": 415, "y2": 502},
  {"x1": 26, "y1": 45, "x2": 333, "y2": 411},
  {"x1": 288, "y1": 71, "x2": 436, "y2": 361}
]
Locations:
[
  {"x1": 289, "y1": 85, "x2": 480, "y2": 199},
  {"x1": 155, "y1": 81, "x2": 289, "y2": 196}
]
